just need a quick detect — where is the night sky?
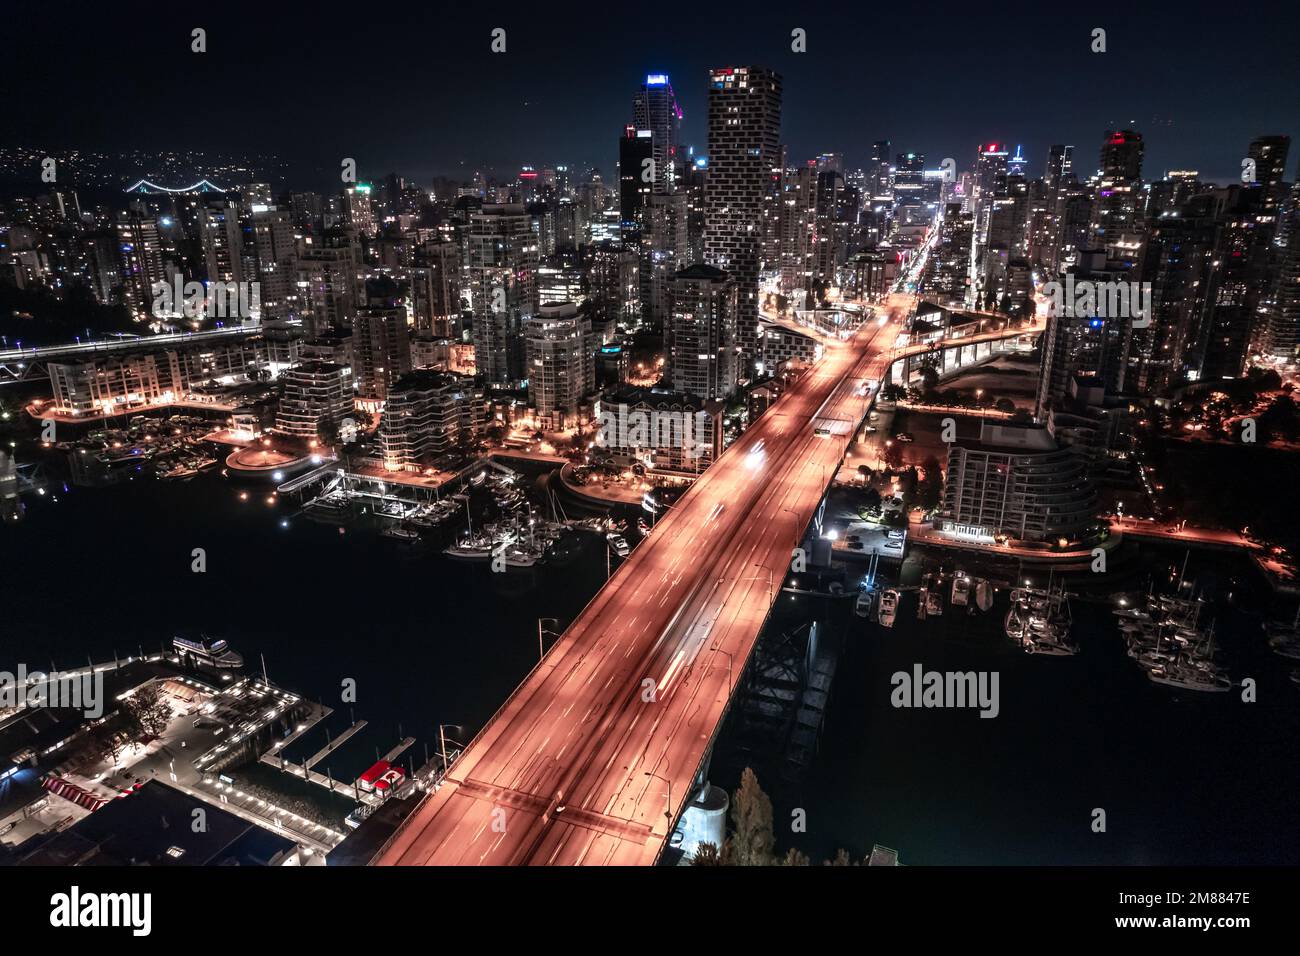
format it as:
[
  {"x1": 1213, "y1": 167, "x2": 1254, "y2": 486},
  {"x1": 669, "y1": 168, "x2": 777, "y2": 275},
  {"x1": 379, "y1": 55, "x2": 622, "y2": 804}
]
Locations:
[{"x1": 4, "y1": 0, "x2": 1299, "y2": 187}]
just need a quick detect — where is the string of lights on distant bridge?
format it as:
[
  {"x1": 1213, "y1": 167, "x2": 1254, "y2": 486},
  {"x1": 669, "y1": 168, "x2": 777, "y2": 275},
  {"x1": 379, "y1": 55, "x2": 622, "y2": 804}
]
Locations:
[{"x1": 123, "y1": 179, "x2": 229, "y2": 194}]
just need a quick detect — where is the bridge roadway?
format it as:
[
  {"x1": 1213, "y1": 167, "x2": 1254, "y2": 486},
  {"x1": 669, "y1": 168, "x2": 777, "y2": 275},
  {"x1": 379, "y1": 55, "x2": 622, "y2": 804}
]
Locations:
[
  {"x1": 0, "y1": 326, "x2": 262, "y2": 383},
  {"x1": 374, "y1": 314, "x2": 904, "y2": 867}
]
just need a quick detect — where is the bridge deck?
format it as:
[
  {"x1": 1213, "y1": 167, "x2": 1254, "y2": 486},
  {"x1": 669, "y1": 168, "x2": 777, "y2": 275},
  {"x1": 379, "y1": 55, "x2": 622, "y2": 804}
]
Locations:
[{"x1": 373, "y1": 310, "x2": 904, "y2": 867}]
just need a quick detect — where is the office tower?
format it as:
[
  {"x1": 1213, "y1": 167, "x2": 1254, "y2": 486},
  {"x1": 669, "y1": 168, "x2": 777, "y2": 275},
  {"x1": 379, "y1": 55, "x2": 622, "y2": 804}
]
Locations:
[
  {"x1": 467, "y1": 204, "x2": 538, "y2": 386},
  {"x1": 251, "y1": 207, "x2": 296, "y2": 322},
  {"x1": 1136, "y1": 197, "x2": 1219, "y2": 392},
  {"x1": 1026, "y1": 145, "x2": 1074, "y2": 270},
  {"x1": 113, "y1": 215, "x2": 165, "y2": 321},
  {"x1": 869, "y1": 140, "x2": 892, "y2": 197},
  {"x1": 1247, "y1": 135, "x2": 1291, "y2": 196},
  {"x1": 411, "y1": 238, "x2": 462, "y2": 336},
  {"x1": 814, "y1": 168, "x2": 847, "y2": 284},
  {"x1": 1196, "y1": 186, "x2": 1275, "y2": 381},
  {"x1": 682, "y1": 157, "x2": 708, "y2": 265},
  {"x1": 972, "y1": 142, "x2": 1009, "y2": 242},
  {"x1": 1267, "y1": 180, "x2": 1300, "y2": 362},
  {"x1": 927, "y1": 204, "x2": 974, "y2": 307},
  {"x1": 668, "y1": 264, "x2": 738, "y2": 400},
  {"x1": 582, "y1": 242, "x2": 624, "y2": 340},
  {"x1": 294, "y1": 234, "x2": 358, "y2": 335},
  {"x1": 274, "y1": 361, "x2": 354, "y2": 438},
  {"x1": 537, "y1": 252, "x2": 586, "y2": 308},
  {"x1": 644, "y1": 190, "x2": 690, "y2": 330},
  {"x1": 524, "y1": 302, "x2": 594, "y2": 427},
  {"x1": 1046, "y1": 145, "x2": 1073, "y2": 192},
  {"x1": 891, "y1": 152, "x2": 926, "y2": 217},
  {"x1": 704, "y1": 66, "x2": 782, "y2": 373},
  {"x1": 343, "y1": 184, "x2": 377, "y2": 237},
  {"x1": 778, "y1": 164, "x2": 818, "y2": 303},
  {"x1": 1036, "y1": 249, "x2": 1137, "y2": 417},
  {"x1": 618, "y1": 126, "x2": 655, "y2": 326},
  {"x1": 199, "y1": 201, "x2": 243, "y2": 285},
  {"x1": 938, "y1": 420, "x2": 1097, "y2": 544},
  {"x1": 240, "y1": 183, "x2": 273, "y2": 208},
  {"x1": 353, "y1": 277, "x2": 412, "y2": 405},
  {"x1": 979, "y1": 174, "x2": 1029, "y2": 312},
  {"x1": 1008, "y1": 145, "x2": 1028, "y2": 178},
  {"x1": 289, "y1": 192, "x2": 325, "y2": 234},
  {"x1": 632, "y1": 74, "x2": 682, "y2": 195},
  {"x1": 1146, "y1": 170, "x2": 1203, "y2": 218},
  {"x1": 1090, "y1": 129, "x2": 1145, "y2": 250}
]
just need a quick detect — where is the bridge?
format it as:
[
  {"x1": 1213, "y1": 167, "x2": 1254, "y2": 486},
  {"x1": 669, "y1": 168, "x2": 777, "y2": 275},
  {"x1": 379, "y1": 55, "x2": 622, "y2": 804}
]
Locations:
[
  {"x1": 885, "y1": 315, "x2": 1045, "y2": 386},
  {"x1": 373, "y1": 300, "x2": 911, "y2": 867},
  {"x1": 0, "y1": 326, "x2": 263, "y2": 385}
]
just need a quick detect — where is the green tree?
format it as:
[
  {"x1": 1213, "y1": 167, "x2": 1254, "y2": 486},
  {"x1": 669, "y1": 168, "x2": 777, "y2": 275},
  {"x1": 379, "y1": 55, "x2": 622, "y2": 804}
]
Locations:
[
  {"x1": 691, "y1": 842, "x2": 724, "y2": 866},
  {"x1": 782, "y1": 847, "x2": 811, "y2": 866},
  {"x1": 919, "y1": 455, "x2": 944, "y2": 512},
  {"x1": 124, "y1": 682, "x2": 172, "y2": 739},
  {"x1": 725, "y1": 767, "x2": 776, "y2": 866}
]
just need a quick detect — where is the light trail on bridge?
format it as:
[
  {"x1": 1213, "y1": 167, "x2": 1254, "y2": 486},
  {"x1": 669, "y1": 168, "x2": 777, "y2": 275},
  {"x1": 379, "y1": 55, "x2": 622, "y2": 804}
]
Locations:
[{"x1": 373, "y1": 302, "x2": 907, "y2": 867}]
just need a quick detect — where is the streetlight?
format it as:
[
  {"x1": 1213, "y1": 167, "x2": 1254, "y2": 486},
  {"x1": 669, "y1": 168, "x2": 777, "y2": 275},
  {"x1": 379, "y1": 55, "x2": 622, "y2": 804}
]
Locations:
[
  {"x1": 437, "y1": 724, "x2": 467, "y2": 778},
  {"x1": 537, "y1": 617, "x2": 560, "y2": 661},
  {"x1": 644, "y1": 765, "x2": 672, "y2": 823}
]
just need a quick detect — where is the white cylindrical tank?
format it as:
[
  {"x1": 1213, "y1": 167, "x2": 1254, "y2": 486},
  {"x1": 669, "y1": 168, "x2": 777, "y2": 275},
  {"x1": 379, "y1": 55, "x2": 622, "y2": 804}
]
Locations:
[{"x1": 676, "y1": 782, "x2": 728, "y2": 858}]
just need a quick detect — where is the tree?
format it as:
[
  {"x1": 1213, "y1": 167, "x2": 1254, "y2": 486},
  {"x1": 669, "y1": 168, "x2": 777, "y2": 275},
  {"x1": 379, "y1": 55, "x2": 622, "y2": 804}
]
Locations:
[
  {"x1": 782, "y1": 847, "x2": 811, "y2": 866},
  {"x1": 881, "y1": 383, "x2": 907, "y2": 402},
  {"x1": 691, "y1": 842, "x2": 723, "y2": 866},
  {"x1": 919, "y1": 455, "x2": 944, "y2": 512},
  {"x1": 884, "y1": 441, "x2": 904, "y2": 470},
  {"x1": 726, "y1": 768, "x2": 776, "y2": 866},
  {"x1": 824, "y1": 848, "x2": 858, "y2": 867},
  {"x1": 124, "y1": 682, "x2": 172, "y2": 739},
  {"x1": 918, "y1": 357, "x2": 940, "y2": 396}
]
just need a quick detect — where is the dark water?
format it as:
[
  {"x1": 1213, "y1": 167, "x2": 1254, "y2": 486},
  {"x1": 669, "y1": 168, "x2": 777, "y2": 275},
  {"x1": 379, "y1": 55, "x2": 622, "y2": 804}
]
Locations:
[
  {"x1": 4, "y1": 467, "x2": 1299, "y2": 864},
  {"x1": 794, "y1": 578, "x2": 1300, "y2": 865},
  {"x1": 2, "y1": 468, "x2": 610, "y2": 764}
]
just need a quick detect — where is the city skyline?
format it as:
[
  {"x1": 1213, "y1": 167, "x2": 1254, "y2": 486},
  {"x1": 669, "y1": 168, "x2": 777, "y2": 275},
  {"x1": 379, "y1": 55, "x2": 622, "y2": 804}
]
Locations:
[{"x1": 4, "y1": 3, "x2": 1300, "y2": 934}]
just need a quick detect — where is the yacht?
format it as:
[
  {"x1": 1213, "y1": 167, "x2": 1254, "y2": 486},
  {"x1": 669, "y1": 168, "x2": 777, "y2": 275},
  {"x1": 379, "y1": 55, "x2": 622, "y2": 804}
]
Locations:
[
  {"x1": 854, "y1": 588, "x2": 873, "y2": 619},
  {"x1": 1146, "y1": 661, "x2": 1232, "y2": 693},
  {"x1": 174, "y1": 633, "x2": 244, "y2": 669},
  {"x1": 1006, "y1": 579, "x2": 1075, "y2": 655},
  {"x1": 607, "y1": 533, "x2": 631, "y2": 557},
  {"x1": 877, "y1": 589, "x2": 899, "y2": 628},
  {"x1": 950, "y1": 575, "x2": 971, "y2": 607},
  {"x1": 446, "y1": 533, "x2": 495, "y2": 560}
]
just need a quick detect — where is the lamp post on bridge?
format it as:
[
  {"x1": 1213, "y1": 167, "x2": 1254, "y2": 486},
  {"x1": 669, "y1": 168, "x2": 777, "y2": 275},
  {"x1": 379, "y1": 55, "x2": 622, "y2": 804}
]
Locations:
[
  {"x1": 644, "y1": 764, "x2": 671, "y2": 824},
  {"x1": 537, "y1": 617, "x2": 560, "y2": 661}
]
